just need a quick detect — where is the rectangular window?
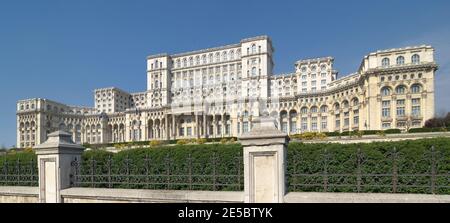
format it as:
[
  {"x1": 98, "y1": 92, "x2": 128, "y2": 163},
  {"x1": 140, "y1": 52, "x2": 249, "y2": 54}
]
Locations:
[
  {"x1": 301, "y1": 117, "x2": 308, "y2": 131},
  {"x1": 321, "y1": 117, "x2": 327, "y2": 130},
  {"x1": 321, "y1": 80, "x2": 326, "y2": 85},
  {"x1": 311, "y1": 81, "x2": 316, "y2": 86},
  {"x1": 290, "y1": 121, "x2": 297, "y2": 133},
  {"x1": 382, "y1": 108, "x2": 391, "y2": 117},
  {"x1": 412, "y1": 106, "x2": 421, "y2": 116},
  {"x1": 382, "y1": 100, "x2": 390, "y2": 107},
  {"x1": 187, "y1": 127, "x2": 192, "y2": 136},
  {"x1": 179, "y1": 127, "x2": 184, "y2": 136},
  {"x1": 243, "y1": 122, "x2": 249, "y2": 133},
  {"x1": 311, "y1": 117, "x2": 318, "y2": 131},
  {"x1": 397, "y1": 107, "x2": 405, "y2": 116},
  {"x1": 353, "y1": 116, "x2": 359, "y2": 125},
  {"x1": 382, "y1": 123, "x2": 391, "y2": 129}
]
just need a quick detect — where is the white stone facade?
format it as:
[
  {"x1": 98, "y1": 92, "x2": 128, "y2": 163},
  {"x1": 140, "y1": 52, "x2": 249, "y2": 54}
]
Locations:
[{"x1": 16, "y1": 35, "x2": 437, "y2": 148}]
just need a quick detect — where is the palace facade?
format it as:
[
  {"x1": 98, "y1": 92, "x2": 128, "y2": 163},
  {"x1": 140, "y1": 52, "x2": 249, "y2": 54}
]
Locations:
[{"x1": 17, "y1": 36, "x2": 437, "y2": 148}]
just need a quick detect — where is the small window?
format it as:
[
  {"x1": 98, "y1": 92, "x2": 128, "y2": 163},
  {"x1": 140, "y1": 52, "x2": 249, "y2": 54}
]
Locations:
[
  {"x1": 412, "y1": 54, "x2": 420, "y2": 64},
  {"x1": 381, "y1": 87, "x2": 391, "y2": 96},
  {"x1": 396, "y1": 56, "x2": 405, "y2": 65},
  {"x1": 411, "y1": 84, "x2": 421, "y2": 93},
  {"x1": 382, "y1": 58, "x2": 390, "y2": 67}
]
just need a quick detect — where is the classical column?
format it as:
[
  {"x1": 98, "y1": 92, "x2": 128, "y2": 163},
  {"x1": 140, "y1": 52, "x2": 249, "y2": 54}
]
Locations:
[
  {"x1": 195, "y1": 114, "x2": 200, "y2": 139},
  {"x1": 165, "y1": 114, "x2": 169, "y2": 140},
  {"x1": 203, "y1": 113, "x2": 207, "y2": 138},
  {"x1": 222, "y1": 114, "x2": 225, "y2": 137},
  {"x1": 172, "y1": 114, "x2": 176, "y2": 140},
  {"x1": 212, "y1": 115, "x2": 216, "y2": 138},
  {"x1": 287, "y1": 113, "x2": 291, "y2": 135}
]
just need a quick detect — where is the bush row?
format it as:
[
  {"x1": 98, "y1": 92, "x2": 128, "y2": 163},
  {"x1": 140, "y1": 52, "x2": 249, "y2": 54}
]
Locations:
[
  {"x1": 287, "y1": 138, "x2": 450, "y2": 194},
  {"x1": 408, "y1": 127, "x2": 450, "y2": 133},
  {"x1": 83, "y1": 137, "x2": 238, "y2": 150},
  {"x1": 80, "y1": 144, "x2": 244, "y2": 191}
]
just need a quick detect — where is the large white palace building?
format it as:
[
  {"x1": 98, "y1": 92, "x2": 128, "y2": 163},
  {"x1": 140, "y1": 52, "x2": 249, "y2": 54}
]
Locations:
[{"x1": 16, "y1": 36, "x2": 437, "y2": 148}]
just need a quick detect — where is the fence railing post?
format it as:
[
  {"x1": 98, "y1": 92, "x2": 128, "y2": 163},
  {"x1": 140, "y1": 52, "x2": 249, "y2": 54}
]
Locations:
[
  {"x1": 431, "y1": 145, "x2": 436, "y2": 194},
  {"x1": 392, "y1": 147, "x2": 398, "y2": 193},
  {"x1": 239, "y1": 116, "x2": 289, "y2": 203},
  {"x1": 33, "y1": 131, "x2": 85, "y2": 203},
  {"x1": 356, "y1": 148, "x2": 362, "y2": 193}
]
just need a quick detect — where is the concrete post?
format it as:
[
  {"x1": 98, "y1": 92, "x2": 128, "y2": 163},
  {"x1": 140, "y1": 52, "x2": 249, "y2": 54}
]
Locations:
[
  {"x1": 239, "y1": 116, "x2": 289, "y2": 203},
  {"x1": 33, "y1": 131, "x2": 85, "y2": 203}
]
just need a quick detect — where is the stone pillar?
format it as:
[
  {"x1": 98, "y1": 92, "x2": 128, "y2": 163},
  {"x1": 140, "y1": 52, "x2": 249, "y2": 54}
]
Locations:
[
  {"x1": 239, "y1": 116, "x2": 288, "y2": 203},
  {"x1": 203, "y1": 113, "x2": 207, "y2": 138},
  {"x1": 172, "y1": 114, "x2": 176, "y2": 139},
  {"x1": 33, "y1": 131, "x2": 85, "y2": 203},
  {"x1": 195, "y1": 114, "x2": 200, "y2": 139},
  {"x1": 165, "y1": 114, "x2": 169, "y2": 140}
]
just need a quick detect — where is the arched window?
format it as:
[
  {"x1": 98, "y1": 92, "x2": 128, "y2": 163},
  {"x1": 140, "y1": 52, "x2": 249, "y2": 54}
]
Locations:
[
  {"x1": 395, "y1": 85, "x2": 406, "y2": 94},
  {"x1": 412, "y1": 54, "x2": 420, "y2": 64},
  {"x1": 251, "y1": 67, "x2": 257, "y2": 76},
  {"x1": 311, "y1": 65, "x2": 317, "y2": 72},
  {"x1": 301, "y1": 66, "x2": 307, "y2": 73},
  {"x1": 237, "y1": 49, "x2": 241, "y2": 58},
  {"x1": 334, "y1": 103, "x2": 340, "y2": 111},
  {"x1": 243, "y1": 111, "x2": 249, "y2": 117},
  {"x1": 215, "y1": 53, "x2": 220, "y2": 62},
  {"x1": 411, "y1": 84, "x2": 421, "y2": 93},
  {"x1": 155, "y1": 60, "x2": 159, "y2": 69},
  {"x1": 381, "y1": 86, "x2": 391, "y2": 96},
  {"x1": 202, "y1": 55, "x2": 207, "y2": 64},
  {"x1": 183, "y1": 58, "x2": 187, "y2": 67},
  {"x1": 195, "y1": 56, "x2": 200, "y2": 65},
  {"x1": 222, "y1": 52, "x2": 227, "y2": 61},
  {"x1": 176, "y1": 59, "x2": 181, "y2": 68},
  {"x1": 189, "y1": 57, "x2": 193, "y2": 66},
  {"x1": 300, "y1": 107, "x2": 308, "y2": 114},
  {"x1": 320, "y1": 105, "x2": 328, "y2": 113},
  {"x1": 310, "y1": 106, "x2": 318, "y2": 113},
  {"x1": 342, "y1": 100, "x2": 349, "y2": 108},
  {"x1": 251, "y1": 44, "x2": 256, "y2": 54},
  {"x1": 230, "y1": 50, "x2": 235, "y2": 60},
  {"x1": 352, "y1": 98, "x2": 359, "y2": 106},
  {"x1": 396, "y1": 56, "x2": 405, "y2": 65},
  {"x1": 320, "y1": 64, "x2": 326, "y2": 71},
  {"x1": 382, "y1": 58, "x2": 390, "y2": 67},
  {"x1": 209, "y1": 54, "x2": 213, "y2": 63}
]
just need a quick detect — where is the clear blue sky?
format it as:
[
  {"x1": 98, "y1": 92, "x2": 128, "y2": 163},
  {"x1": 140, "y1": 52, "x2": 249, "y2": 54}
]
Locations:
[{"x1": 1, "y1": 0, "x2": 450, "y2": 147}]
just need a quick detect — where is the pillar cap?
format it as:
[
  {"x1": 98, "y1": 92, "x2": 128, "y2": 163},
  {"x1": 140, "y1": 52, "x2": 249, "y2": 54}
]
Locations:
[
  {"x1": 239, "y1": 116, "x2": 289, "y2": 146},
  {"x1": 34, "y1": 131, "x2": 85, "y2": 155}
]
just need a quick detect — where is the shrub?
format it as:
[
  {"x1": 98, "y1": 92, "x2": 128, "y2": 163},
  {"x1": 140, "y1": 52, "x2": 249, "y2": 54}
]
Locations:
[
  {"x1": 287, "y1": 138, "x2": 450, "y2": 194},
  {"x1": 79, "y1": 144, "x2": 244, "y2": 191},
  {"x1": 149, "y1": 140, "x2": 162, "y2": 147},
  {"x1": 176, "y1": 139, "x2": 189, "y2": 145},
  {"x1": 376, "y1": 131, "x2": 386, "y2": 137},
  {"x1": 384, "y1": 129, "x2": 401, "y2": 134},
  {"x1": 324, "y1": 132, "x2": 341, "y2": 137},
  {"x1": 196, "y1": 138, "x2": 207, "y2": 145},
  {"x1": 220, "y1": 138, "x2": 229, "y2": 144}
]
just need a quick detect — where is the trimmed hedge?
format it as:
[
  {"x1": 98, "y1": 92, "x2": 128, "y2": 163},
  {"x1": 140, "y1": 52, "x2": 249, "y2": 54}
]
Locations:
[
  {"x1": 80, "y1": 144, "x2": 244, "y2": 191},
  {"x1": 287, "y1": 138, "x2": 450, "y2": 194},
  {"x1": 408, "y1": 127, "x2": 450, "y2": 133},
  {"x1": 0, "y1": 151, "x2": 38, "y2": 186}
]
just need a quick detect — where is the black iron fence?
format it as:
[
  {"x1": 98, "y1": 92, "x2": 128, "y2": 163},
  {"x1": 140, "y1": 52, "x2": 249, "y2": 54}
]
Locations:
[
  {"x1": 288, "y1": 145, "x2": 450, "y2": 194},
  {"x1": 70, "y1": 152, "x2": 244, "y2": 191},
  {"x1": 0, "y1": 158, "x2": 38, "y2": 186}
]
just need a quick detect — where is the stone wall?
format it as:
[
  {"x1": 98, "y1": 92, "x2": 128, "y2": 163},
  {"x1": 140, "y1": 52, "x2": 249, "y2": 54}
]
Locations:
[
  {"x1": 284, "y1": 192, "x2": 450, "y2": 203},
  {"x1": 0, "y1": 187, "x2": 39, "y2": 203},
  {"x1": 61, "y1": 188, "x2": 244, "y2": 203}
]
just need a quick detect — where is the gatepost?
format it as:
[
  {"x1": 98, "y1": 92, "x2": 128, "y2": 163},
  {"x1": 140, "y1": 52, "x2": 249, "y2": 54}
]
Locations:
[
  {"x1": 33, "y1": 131, "x2": 85, "y2": 203},
  {"x1": 239, "y1": 116, "x2": 289, "y2": 203}
]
